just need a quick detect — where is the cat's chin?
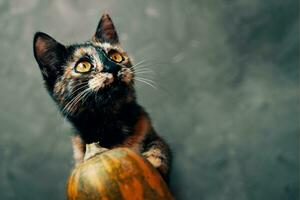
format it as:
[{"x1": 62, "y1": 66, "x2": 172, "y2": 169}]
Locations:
[{"x1": 92, "y1": 81, "x2": 134, "y2": 106}]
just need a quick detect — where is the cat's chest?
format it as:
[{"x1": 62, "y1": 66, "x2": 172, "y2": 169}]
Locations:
[{"x1": 70, "y1": 110, "x2": 150, "y2": 149}]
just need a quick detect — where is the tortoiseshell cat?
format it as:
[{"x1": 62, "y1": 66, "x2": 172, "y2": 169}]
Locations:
[{"x1": 33, "y1": 13, "x2": 171, "y2": 181}]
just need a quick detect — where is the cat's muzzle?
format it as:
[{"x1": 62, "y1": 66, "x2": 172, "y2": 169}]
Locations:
[
  {"x1": 118, "y1": 68, "x2": 133, "y2": 84},
  {"x1": 89, "y1": 73, "x2": 114, "y2": 92}
]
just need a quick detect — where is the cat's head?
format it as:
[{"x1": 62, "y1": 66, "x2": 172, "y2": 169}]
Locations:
[{"x1": 33, "y1": 14, "x2": 135, "y2": 116}]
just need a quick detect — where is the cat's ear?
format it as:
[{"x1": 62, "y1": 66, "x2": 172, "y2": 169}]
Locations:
[
  {"x1": 92, "y1": 13, "x2": 119, "y2": 44},
  {"x1": 33, "y1": 32, "x2": 67, "y2": 82}
]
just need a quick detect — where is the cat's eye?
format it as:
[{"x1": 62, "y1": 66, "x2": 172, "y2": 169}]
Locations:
[
  {"x1": 108, "y1": 50, "x2": 124, "y2": 63},
  {"x1": 75, "y1": 61, "x2": 92, "y2": 73}
]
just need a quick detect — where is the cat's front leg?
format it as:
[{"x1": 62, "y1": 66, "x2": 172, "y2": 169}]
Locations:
[
  {"x1": 71, "y1": 135, "x2": 86, "y2": 165},
  {"x1": 142, "y1": 134, "x2": 172, "y2": 183}
]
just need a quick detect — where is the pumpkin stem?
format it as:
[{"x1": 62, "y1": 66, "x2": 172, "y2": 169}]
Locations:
[{"x1": 84, "y1": 143, "x2": 108, "y2": 161}]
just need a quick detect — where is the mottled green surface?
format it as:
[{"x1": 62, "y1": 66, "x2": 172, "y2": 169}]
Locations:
[{"x1": 0, "y1": 0, "x2": 298, "y2": 199}]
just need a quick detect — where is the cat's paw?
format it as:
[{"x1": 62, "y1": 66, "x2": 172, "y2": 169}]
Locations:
[{"x1": 142, "y1": 149, "x2": 164, "y2": 168}]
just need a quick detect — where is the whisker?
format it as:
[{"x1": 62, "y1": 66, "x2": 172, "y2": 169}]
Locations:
[
  {"x1": 130, "y1": 59, "x2": 147, "y2": 69},
  {"x1": 134, "y1": 76, "x2": 171, "y2": 95},
  {"x1": 62, "y1": 88, "x2": 89, "y2": 116},
  {"x1": 134, "y1": 71, "x2": 156, "y2": 75},
  {"x1": 134, "y1": 78, "x2": 158, "y2": 89},
  {"x1": 66, "y1": 81, "x2": 90, "y2": 98},
  {"x1": 135, "y1": 77, "x2": 157, "y2": 84},
  {"x1": 69, "y1": 84, "x2": 88, "y2": 97},
  {"x1": 131, "y1": 64, "x2": 154, "y2": 71},
  {"x1": 81, "y1": 90, "x2": 93, "y2": 105},
  {"x1": 68, "y1": 88, "x2": 91, "y2": 113},
  {"x1": 133, "y1": 68, "x2": 155, "y2": 73}
]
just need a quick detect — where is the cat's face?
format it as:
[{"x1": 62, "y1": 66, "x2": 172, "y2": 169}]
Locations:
[{"x1": 33, "y1": 14, "x2": 135, "y2": 116}]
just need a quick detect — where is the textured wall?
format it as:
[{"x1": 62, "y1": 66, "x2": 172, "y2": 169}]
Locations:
[{"x1": 0, "y1": 0, "x2": 298, "y2": 199}]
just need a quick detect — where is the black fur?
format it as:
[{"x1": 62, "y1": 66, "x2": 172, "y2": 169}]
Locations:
[{"x1": 69, "y1": 101, "x2": 142, "y2": 146}]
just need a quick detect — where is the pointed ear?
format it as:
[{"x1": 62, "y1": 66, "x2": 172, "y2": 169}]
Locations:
[
  {"x1": 33, "y1": 32, "x2": 67, "y2": 82},
  {"x1": 92, "y1": 13, "x2": 119, "y2": 44}
]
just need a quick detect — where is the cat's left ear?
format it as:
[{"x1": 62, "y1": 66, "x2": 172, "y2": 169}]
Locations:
[
  {"x1": 92, "y1": 13, "x2": 119, "y2": 44},
  {"x1": 33, "y1": 32, "x2": 67, "y2": 80}
]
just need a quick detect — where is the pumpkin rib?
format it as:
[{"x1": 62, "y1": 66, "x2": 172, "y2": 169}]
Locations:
[
  {"x1": 67, "y1": 168, "x2": 80, "y2": 199},
  {"x1": 99, "y1": 154, "x2": 125, "y2": 200},
  {"x1": 103, "y1": 153, "x2": 145, "y2": 199},
  {"x1": 127, "y1": 149, "x2": 173, "y2": 199},
  {"x1": 84, "y1": 163, "x2": 105, "y2": 199},
  {"x1": 109, "y1": 148, "x2": 168, "y2": 200}
]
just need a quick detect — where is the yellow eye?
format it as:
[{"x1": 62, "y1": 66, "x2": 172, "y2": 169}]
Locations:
[
  {"x1": 75, "y1": 61, "x2": 92, "y2": 73},
  {"x1": 108, "y1": 51, "x2": 123, "y2": 63}
]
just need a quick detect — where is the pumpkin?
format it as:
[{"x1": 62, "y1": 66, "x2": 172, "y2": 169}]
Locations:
[{"x1": 67, "y1": 143, "x2": 173, "y2": 200}]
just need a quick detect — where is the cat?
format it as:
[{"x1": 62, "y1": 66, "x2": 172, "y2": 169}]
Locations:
[{"x1": 33, "y1": 13, "x2": 171, "y2": 182}]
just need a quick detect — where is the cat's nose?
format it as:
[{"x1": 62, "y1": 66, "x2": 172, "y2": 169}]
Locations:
[{"x1": 102, "y1": 64, "x2": 120, "y2": 75}]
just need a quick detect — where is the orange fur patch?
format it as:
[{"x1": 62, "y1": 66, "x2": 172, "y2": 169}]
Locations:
[{"x1": 113, "y1": 114, "x2": 150, "y2": 153}]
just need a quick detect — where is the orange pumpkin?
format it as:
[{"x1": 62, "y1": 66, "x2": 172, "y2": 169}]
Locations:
[{"x1": 67, "y1": 143, "x2": 173, "y2": 200}]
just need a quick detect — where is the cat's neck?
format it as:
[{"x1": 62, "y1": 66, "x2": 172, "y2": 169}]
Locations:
[{"x1": 67, "y1": 101, "x2": 143, "y2": 147}]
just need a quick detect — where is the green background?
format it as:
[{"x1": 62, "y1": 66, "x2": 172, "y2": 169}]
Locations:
[{"x1": 0, "y1": 0, "x2": 298, "y2": 199}]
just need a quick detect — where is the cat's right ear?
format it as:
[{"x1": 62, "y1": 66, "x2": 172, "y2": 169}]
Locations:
[
  {"x1": 33, "y1": 32, "x2": 67, "y2": 82},
  {"x1": 92, "y1": 13, "x2": 119, "y2": 44}
]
